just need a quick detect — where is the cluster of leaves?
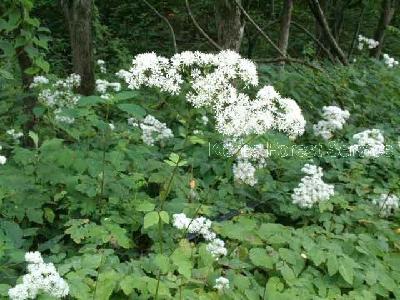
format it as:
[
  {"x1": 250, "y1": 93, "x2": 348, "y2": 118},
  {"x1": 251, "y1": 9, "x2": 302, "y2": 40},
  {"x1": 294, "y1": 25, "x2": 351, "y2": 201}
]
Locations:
[{"x1": 0, "y1": 62, "x2": 399, "y2": 300}]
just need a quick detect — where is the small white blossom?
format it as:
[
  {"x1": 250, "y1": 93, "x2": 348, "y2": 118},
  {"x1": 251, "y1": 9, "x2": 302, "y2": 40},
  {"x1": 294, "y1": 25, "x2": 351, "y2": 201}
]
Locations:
[
  {"x1": 313, "y1": 106, "x2": 350, "y2": 140},
  {"x1": 97, "y1": 59, "x2": 106, "y2": 73},
  {"x1": 383, "y1": 53, "x2": 399, "y2": 68},
  {"x1": 30, "y1": 76, "x2": 49, "y2": 88},
  {"x1": 349, "y1": 129, "x2": 385, "y2": 157},
  {"x1": 0, "y1": 155, "x2": 7, "y2": 165},
  {"x1": 7, "y1": 129, "x2": 24, "y2": 141},
  {"x1": 172, "y1": 213, "x2": 226, "y2": 259},
  {"x1": 233, "y1": 160, "x2": 257, "y2": 186},
  {"x1": 373, "y1": 193, "x2": 399, "y2": 217},
  {"x1": 214, "y1": 276, "x2": 230, "y2": 290},
  {"x1": 8, "y1": 251, "x2": 69, "y2": 300},
  {"x1": 201, "y1": 115, "x2": 208, "y2": 125},
  {"x1": 357, "y1": 35, "x2": 379, "y2": 50},
  {"x1": 139, "y1": 115, "x2": 173, "y2": 146},
  {"x1": 292, "y1": 164, "x2": 335, "y2": 208},
  {"x1": 96, "y1": 79, "x2": 121, "y2": 94},
  {"x1": 109, "y1": 123, "x2": 115, "y2": 131},
  {"x1": 206, "y1": 238, "x2": 227, "y2": 259}
]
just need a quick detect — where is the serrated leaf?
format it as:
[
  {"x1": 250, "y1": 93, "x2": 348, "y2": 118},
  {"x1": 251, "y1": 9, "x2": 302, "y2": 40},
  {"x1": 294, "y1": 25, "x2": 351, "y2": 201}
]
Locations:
[{"x1": 249, "y1": 248, "x2": 273, "y2": 269}]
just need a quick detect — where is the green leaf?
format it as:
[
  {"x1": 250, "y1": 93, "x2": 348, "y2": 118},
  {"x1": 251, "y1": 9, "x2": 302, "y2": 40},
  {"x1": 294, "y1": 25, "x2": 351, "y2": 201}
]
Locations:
[
  {"x1": 117, "y1": 103, "x2": 146, "y2": 118},
  {"x1": 144, "y1": 211, "x2": 159, "y2": 229},
  {"x1": 326, "y1": 253, "x2": 338, "y2": 276},
  {"x1": 339, "y1": 258, "x2": 354, "y2": 284},
  {"x1": 114, "y1": 91, "x2": 140, "y2": 101},
  {"x1": 154, "y1": 254, "x2": 170, "y2": 274},
  {"x1": 159, "y1": 211, "x2": 169, "y2": 224},
  {"x1": 94, "y1": 270, "x2": 120, "y2": 300},
  {"x1": 249, "y1": 248, "x2": 273, "y2": 269},
  {"x1": 136, "y1": 201, "x2": 155, "y2": 212}
]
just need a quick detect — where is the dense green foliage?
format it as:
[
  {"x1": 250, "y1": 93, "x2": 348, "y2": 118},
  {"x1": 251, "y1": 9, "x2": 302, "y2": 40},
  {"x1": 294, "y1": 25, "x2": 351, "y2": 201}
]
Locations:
[{"x1": 1, "y1": 0, "x2": 400, "y2": 299}]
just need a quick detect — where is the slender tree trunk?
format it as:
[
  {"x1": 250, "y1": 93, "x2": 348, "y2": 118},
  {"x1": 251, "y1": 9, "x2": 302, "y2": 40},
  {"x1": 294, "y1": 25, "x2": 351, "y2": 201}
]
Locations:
[
  {"x1": 61, "y1": 0, "x2": 95, "y2": 95},
  {"x1": 370, "y1": 0, "x2": 397, "y2": 58},
  {"x1": 16, "y1": 47, "x2": 37, "y2": 132},
  {"x1": 278, "y1": 0, "x2": 293, "y2": 58},
  {"x1": 348, "y1": 5, "x2": 365, "y2": 60},
  {"x1": 215, "y1": 0, "x2": 245, "y2": 51},
  {"x1": 308, "y1": 0, "x2": 348, "y2": 65}
]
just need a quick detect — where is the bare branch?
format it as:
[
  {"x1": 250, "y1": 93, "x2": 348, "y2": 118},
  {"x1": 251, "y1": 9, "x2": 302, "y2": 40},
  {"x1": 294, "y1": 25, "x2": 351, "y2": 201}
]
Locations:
[
  {"x1": 233, "y1": 0, "x2": 285, "y2": 57},
  {"x1": 142, "y1": 0, "x2": 177, "y2": 53},
  {"x1": 292, "y1": 21, "x2": 335, "y2": 63},
  {"x1": 185, "y1": 0, "x2": 222, "y2": 51}
]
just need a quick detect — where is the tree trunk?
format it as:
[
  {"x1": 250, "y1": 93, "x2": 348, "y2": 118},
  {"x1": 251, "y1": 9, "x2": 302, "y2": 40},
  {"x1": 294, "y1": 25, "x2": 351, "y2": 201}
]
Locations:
[
  {"x1": 215, "y1": 0, "x2": 245, "y2": 51},
  {"x1": 278, "y1": 0, "x2": 293, "y2": 58},
  {"x1": 61, "y1": 0, "x2": 95, "y2": 95},
  {"x1": 16, "y1": 47, "x2": 37, "y2": 132},
  {"x1": 370, "y1": 0, "x2": 397, "y2": 58},
  {"x1": 308, "y1": 0, "x2": 348, "y2": 65}
]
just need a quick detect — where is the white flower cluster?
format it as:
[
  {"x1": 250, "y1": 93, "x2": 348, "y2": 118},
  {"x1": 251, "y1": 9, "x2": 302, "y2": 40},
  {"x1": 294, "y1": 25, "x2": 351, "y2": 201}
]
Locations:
[
  {"x1": 0, "y1": 145, "x2": 6, "y2": 165},
  {"x1": 8, "y1": 251, "x2": 69, "y2": 300},
  {"x1": 292, "y1": 164, "x2": 335, "y2": 208},
  {"x1": 349, "y1": 129, "x2": 385, "y2": 157},
  {"x1": 97, "y1": 59, "x2": 106, "y2": 73},
  {"x1": 214, "y1": 276, "x2": 230, "y2": 291},
  {"x1": 357, "y1": 35, "x2": 379, "y2": 50},
  {"x1": 225, "y1": 140, "x2": 270, "y2": 186},
  {"x1": 95, "y1": 79, "x2": 121, "y2": 99},
  {"x1": 232, "y1": 160, "x2": 258, "y2": 186},
  {"x1": 383, "y1": 53, "x2": 399, "y2": 68},
  {"x1": 128, "y1": 115, "x2": 173, "y2": 146},
  {"x1": 31, "y1": 74, "x2": 81, "y2": 124},
  {"x1": 313, "y1": 106, "x2": 350, "y2": 140},
  {"x1": 7, "y1": 129, "x2": 24, "y2": 141},
  {"x1": 118, "y1": 51, "x2": 305, "y2": 139},
  {"x1": 373, "y1": 193, "x2": 399, "y2": 217},
  {"x1": 172, "y1": 213, "x2": 227, "y2": 259},
  {"x1": 30, "y1": 75, "x2": 49, "y2": 88}
]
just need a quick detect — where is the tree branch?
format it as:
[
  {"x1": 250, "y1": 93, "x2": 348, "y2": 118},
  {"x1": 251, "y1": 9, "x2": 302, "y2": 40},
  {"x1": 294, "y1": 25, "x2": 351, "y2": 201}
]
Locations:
[
  {"x1": 308, "y1": 0, "x2": 348, "y2": 65},
  {"x1": 292, "y1": 21, "x2": 335, "y2": 63},
  {"x1": 185, "y1": 0, "x2": 222, "y2": 51},
  {"x1": 142, "y1": 0, "x2": 177, "y2": 53},
  {"x1": 233, "y1": 0, "x2": 286, "y2": 57}
]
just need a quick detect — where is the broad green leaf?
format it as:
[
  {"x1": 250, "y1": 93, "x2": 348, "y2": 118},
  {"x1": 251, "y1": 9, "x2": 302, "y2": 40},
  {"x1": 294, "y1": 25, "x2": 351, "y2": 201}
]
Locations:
[
  {"x1": 144, "y1": 211, "x2": 159, "y2": 229},
  {"x1": 249, "y1": 248, "x2": 273, "y2": 269},
  {"x1": 159, "y1": 211, "x2": 169, "y2": 224}
]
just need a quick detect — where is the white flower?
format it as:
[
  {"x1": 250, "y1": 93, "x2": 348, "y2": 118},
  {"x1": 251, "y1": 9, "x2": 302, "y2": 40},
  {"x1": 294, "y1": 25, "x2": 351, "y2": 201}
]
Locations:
[
  {"x1": 206, "y1": 238, "x2": 227, "y2": 259},
  {"x1": 127, "y1": 117, "x2": 139, "y2": 127},
  {"x1": 172, "y1": 213, "x2": 226, "y2": 259},
  {"x1": 383, "y1": 53, "x2": 399, "y2": 68},
  {"x1": 0, "y1": 155, "x2": 7, "y2": 165},
  {"x1": 358, "y1": 35, "x2": 379, "y2": 50},
  {"x1": 292, "y1": 164, "x2": 335, "y2": 208},
  {"x1": 373, "y1": 193, "x2": 399, "y2": 217},
  {"x1": 139, "y1": 115, "x2": 173, "y2": 146},
  {"x1": 201, "y1": 115, "x2": 209, "y2": 125},
  {"x1": 96, "y1": 79, "x2": 121, "y2": 94},
  {"x1": 119, "y1": 51, "x2": 305, "y2": 139},
  {"x1": 25, "y1": 252, "x2": 44, "y2": 264},
  {"x1": 313, "y1": 106, "x2": 350, "y2": 140},
  {"x1": 214, "y1": 276, "x2": 229, "y2": 290},
  {"x1": 97, "y1": 59, "x2": 106, "y2": 73},
  {"x1": 172, "y1": 213, "x2": 191, "y2": 230},
  {"x1": 7, "y1": 129, "x2": 24, "y2": 140},
  {"x1": 37, "y1": 74, "x2": 81, "y2": 123},
  {"x1": 349, "y1": 129, "x2": 385, "y2": 157},
  {"x1": 8, "y1": 251, "x2": 69, "y2": 300},
  {"x1": 30, "y1": 76, "x2": 49, "y2": 88},
  {"x1": 109, "y1": 123, "x2": 115, "y2": 130},
  {"x1": 233, "y1": 160, "x2": 257, "y2": 186}
]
